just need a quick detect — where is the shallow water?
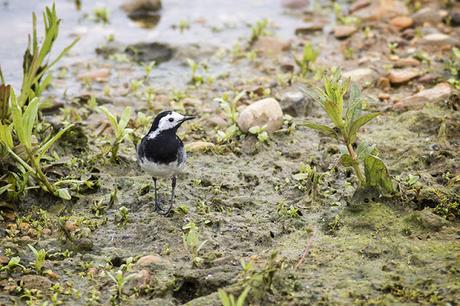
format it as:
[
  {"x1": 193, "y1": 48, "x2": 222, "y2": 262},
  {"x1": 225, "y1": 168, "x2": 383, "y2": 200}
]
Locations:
[{"x1": 0, "y1": 0, "x2": 306, "y2": 88}]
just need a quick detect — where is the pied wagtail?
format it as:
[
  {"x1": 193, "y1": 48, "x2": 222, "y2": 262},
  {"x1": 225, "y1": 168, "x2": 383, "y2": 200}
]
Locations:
[{"x1": 137, "y1": 110, "x2": 194, "y2": 215}]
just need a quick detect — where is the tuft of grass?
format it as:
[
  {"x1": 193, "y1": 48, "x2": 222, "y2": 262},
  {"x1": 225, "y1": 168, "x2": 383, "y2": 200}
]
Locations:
[
  {"x1": 93, "y1": 7, "x2": 110, "y2": 24},
  {"x1": 218, "y1": 287, "x2": 251, "y2": 306},
  {"x1": 249, "y1": 19, "x2": 269, "y2": 44},
  {"x1": 303, "y1": 70, "x2": 393, "y2": 194},
  {"x1": 98, "y1": 106, "x2": 133, "y2": 161},
  {"x1": 28, "y1": 244, "x2": 47, "y2": 274},
  {"x1": 182, "y1": 222, "x2": 207, "y2": 267}
]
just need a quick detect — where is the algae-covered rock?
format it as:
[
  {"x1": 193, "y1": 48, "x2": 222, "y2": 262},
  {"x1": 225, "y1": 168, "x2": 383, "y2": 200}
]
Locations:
[{"x1": 405, "y1": 208, "x2": 449, "y2": 231}]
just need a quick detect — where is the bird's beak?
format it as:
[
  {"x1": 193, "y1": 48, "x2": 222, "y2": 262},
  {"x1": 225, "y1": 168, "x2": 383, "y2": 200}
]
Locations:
[{"x1": 180, "y1": 115, "x2": 195, "y2": 122}]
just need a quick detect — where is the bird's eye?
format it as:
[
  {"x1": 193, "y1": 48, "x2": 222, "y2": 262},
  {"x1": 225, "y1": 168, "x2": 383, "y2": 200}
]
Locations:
[{"x1": 168, "y1": 118, "x2": 174, "y2": 122}]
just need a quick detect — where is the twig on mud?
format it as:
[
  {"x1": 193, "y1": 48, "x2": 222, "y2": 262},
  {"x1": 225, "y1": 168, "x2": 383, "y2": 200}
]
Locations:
[{"x1": 295, "y1": 227, "x2": 317, "y2": 270}]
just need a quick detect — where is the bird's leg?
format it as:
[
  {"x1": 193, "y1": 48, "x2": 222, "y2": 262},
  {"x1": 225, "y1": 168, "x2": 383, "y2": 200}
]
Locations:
[
  {"x1": 152, "y1": 177, "x2": 162, "y2": 212},
  {"x1": 161, "y1": 176, "x2": 176, "y2": 215}
]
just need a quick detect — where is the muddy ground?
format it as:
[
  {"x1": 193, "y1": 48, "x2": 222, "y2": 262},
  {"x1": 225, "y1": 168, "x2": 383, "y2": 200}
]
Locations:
[{"x1": 1, "y1": 0, "x2": 460, "y2": 305}]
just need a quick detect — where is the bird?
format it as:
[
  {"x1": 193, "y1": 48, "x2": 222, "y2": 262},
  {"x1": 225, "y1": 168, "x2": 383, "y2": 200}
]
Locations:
[{"x1": 137, "y1": 110, "x2": 194, "y2": 215}]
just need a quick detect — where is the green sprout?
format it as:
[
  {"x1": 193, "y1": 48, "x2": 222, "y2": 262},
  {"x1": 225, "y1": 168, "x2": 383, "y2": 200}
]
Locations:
[
  {"x1": 0, "y1": 256, "x2": 26, "y2": 273},
  {"x1": 304, "y1": 70, "x2": 393, "y2": 194},
  {"x1": 295, "y1": 42, "x2": 319, "y2": 76},
  {"x1": 115, "y1": 206, "x2": 129, "y2": 226},
  {"x1": 249, "y1": 19, "x2": 269, "y2": 44},
  {"x1": 248, "y1": 125, "x2": 269, "y2": 143},
  {"x1": 218, "y1": 287, "x2": 251, "y2": 306},
  {"x1": 93, "y1": 7, "x2": 110, "y2": 24},
  {"x1": 446, "y1": 47, "x2": 460, "y2": 90},
  {"x1": 107, "y1": 269, "x2": 136, "y2": 300},
  {"x1": 98, "y1": 106, "x2": 133, "y2": 161},
  {"x1": 214, "y1": 90, "x2": 246, "y2": 124},
  {"x1": 292, "y1": 164, "x2": 325, "y2": 199},
  {"x1": 28, "y1": 244, "x2": 47, "y2": 273},
  {"x1": 144, "y1": 61, "x2": 156, "y2": 80},
  {"x1": 186, "y1": 58, "x2": 208, "y2": 86},
  {"x1": 182, "y1": 222, "x2": 208, "y2": 267}
]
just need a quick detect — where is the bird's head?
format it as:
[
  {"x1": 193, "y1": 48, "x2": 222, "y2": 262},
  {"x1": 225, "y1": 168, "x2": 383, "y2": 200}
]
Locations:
[{"x1": 149, "y1": 110, "x2": 195, "y2": 133}]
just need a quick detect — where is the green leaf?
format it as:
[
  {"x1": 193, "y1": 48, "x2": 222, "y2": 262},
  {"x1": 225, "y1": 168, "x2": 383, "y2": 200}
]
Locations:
[
  {"x1": 118, "y1": 107, "x2": 132, "y2": 131},
  {"x1": 218, "y1": 289, "x2": 231, "y2": 306},
  {"x1": 347, "y1": 112, "x2": 380, "y2": 143},
  {"x1": 37, "y1": 124, "x2": 74, "y2": 161},
  {"x1": 304, "y1": 121, "x2": 337, "y2": 138},
  {"x1": 55, "y1": 188, "x2": 71, "y2": 200},
  {"x1": 364, "y1": 155, "x2": 394, "y2": 193},
  {"x1": 236, "y1": 287, "x2": 251, "y2": 306},
  {"x1": 356, "y1": 141, "x2": 377, "y2": 160},
  {"x1": 0, "y1": 123, "x2": 13, "y2": 149}
]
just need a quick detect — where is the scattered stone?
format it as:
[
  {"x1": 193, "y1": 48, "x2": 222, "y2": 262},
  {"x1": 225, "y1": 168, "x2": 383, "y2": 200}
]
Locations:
[
  {"x1": 207, "y1": 115, "x2": 227, "y2": 128},
  {"x1": 45, "y1": 270, "x2": 60, "y2": 280},
  {"x1": 64, "y1": 220, "x2": 78, "y2": 233},
  {"x1": 394, "y1": 83, "x2": 452, "y2": 110},
  {"x1": 237, "y1": 98, "x2": 283, "y2": 133},
  {"x1": 343, "y1": 68, "x2": 379, "y2": 85},
  {"x1": 20, "y1": 275, "x2": 52, "y2": 291},
  {"x1": 126, "y1": 269, "x2": 151, "y2": 291},
  {"x1": 390, "y1": 16, "x2": 413, "y2": 30},
  {"x1": 253, "y1": 36, "x2": 290, "y2": 56},
  {"x1": 377, "y1": 77, "x2": 391, "y2": 90},
  {"x1": 412, "y1": 7, "x2": 443, "y2": 25},
  {"x1": 281, "y1": 0, "x2": 309, "y2": 9},
  {"x1": 77, "y1": 69, "x2": 110, "y2": 82},
  {"x1": 393, "y1": 57, "x2": 420, "y2": 68},
  {"x1": 333, "y1": 25, "x2": 357, "y2": 39},
  {"x1": 280, "y1": 91, "x2": 311, "y2": 117},
  {"x1": 241, "y1": 136, "x2": 259, "y2": 155},
  {"x1": 186, "y1": 141, "x2": 215, "y2": 153},
  {"x1": 353, "y1": 0, "x2": 408, "y2": 21},
  {"x1": 0, "y1": 256, "x2": 9, "y2": 265},
  {"x1": 18, "y1": 222, "x2": 30, "y2": 232},
  {"x1": 388, "y1": 68, "x2": 420, "y2": 84},
  {"x1": 295, "y1": 21, "x2": 326, "y2": 35},
  {"x1": 421, "y1": 33, "x2": 457, "y2": 46},
  {"x1": 136, "y1": 255, "x2": 168, "y2": 269},
  {"x1": 378, "y1": 93, "x2": 391, "y2": 101},
  {"x1": 125, "y1": 42, "x2": 174, "y2": 63},
  {"x1": 350, "y1": 0, "x2": 371, "y2": 13},
  {"x1": 405, "y1": 208, "x2": 449, "y2": 231}
]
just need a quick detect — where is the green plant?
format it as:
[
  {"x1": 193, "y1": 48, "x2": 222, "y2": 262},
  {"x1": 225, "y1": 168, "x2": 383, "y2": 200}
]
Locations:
[
  {"x1": 215, "y1": 90, "x2": 246, "y2": 124},
  {"x1": 292, "y1": 164, "x2": 325, "y2": 199},
  {"x1": 182, "y1": 222, "x2": 207, "y2": 267},
  {"x1": 144, "y1": 61, "x2": 156, "y2": 80},
  {"x1": 0, "y1": 90, "x2": 74, "y2": 199},
  {"x1": 248, "y1": 125, "x2": 269, "y2": 143},
  {"x1": 107, "y1": 269, "x2": 136, "y2": 300},
  {"x1": 304, "y1": 70, "x2": 393, "y2": 194},
  {"x1": 98, "y1": 106, "x2": 133, "y2": 161},
  {"x1": 249, "y1": 19, "x2": 269, "y2": 44},
  {"x1": 186, "y1": 59, "x2": 208, "y2": 85},
  {"x1": 218, "y1": 287, "x2": 251, "y2": 306},
  {"x1": 28, "y1": 244, "x2": 47, "y2": 273},
  {"x1": 0, "y1": 256, "x2": 26, "y2": 272},
  {"x1": 115, "y1": 206, "x2": 129, "y2": 226},
  {"x1": 446, "y1": 47, "x2": 460, "y2": 90},
  {"x1": 295, "y1": 43, "x2": 319, "y2": 76}
]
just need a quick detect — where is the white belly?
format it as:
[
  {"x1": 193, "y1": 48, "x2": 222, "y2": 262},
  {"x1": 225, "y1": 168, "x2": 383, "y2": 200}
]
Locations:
[{"x1": 139, "y1": 159, "x2": 185, "y2": 178}]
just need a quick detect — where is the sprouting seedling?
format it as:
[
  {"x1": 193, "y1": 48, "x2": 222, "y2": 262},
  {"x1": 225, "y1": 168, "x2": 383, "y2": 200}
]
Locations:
[
  {"x1": 218, "y1": 287, "x2": 251, "y2": 306},
  {"x1": 129, "y1": 79, "x2": 143, "y2": 94},
  {"x1": 0, "y1": 256, "x2": 26, "y2": 273},
  {"x1": 303, "y1": 70, "x2": 393, "y2": 194},
  {"x1": 249, "y1": 19, "x2": 269, "y2": 44},
  {"x1": 177, "y1": 20, "x2": 190, "y2": 32},
  {"x1": 292, "y1": 164, "x2": 325, "y2": 199},
  {"x1": 186, "y1": 59, "x2": 207, "y2": 85},
  {"x1": 98, "y1": 106, "x2": 133, "y2": 161},
  {"x1": 446, "y1": 47, "x2": 460, "y2": 90},
  {"x1": 214, "y1": 90, "x2": 246, "y2": 124},
  {"x1": 182, "y1": 222, "x2": 207, "y2": 267},
  {"x1": 240, "y1": 259, "x2": 253, "y2": 274},
  {"x1": 295, "y1": 42, "x2": 319, "y2": 76},
  {"x1": 107, "y1": 270, "x2": 136, "y2": 300},
  {"x1": 248, "y1": 125, "x2": 269, "y2": 143},
  {"x1": 28, "y1": 244, "x2": 47, "y2": 273}
]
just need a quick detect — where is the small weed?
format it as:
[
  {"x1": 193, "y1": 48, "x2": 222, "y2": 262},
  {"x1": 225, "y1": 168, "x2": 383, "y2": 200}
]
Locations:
[
  {"x1": 93, "y1": 7, "x2": 110, "y2": 24},
  {"x1": 107, "y1": 269, "x2": 136, "y2": 301},
  {"x1": 295, "y1": 42, "x2": 319, "y2": 76},
  {"x1": 248, "y1": 125, "x2": 269, "y2": 143},
  {"x1": 182, "y1": 222, "x2": 208, "y2": 267},
  {"x1": 0, "y1": 256, "x2": 26, "y2": 273},
  {"x1": 98, "y1": 106, "x2": 133, "y2": 161},
  {"x1": 249, "y1": 19, "x2": 269, "y2": 44},
  {"x1": 28, "y1": 244, "x2": 47, "y2": 273},
  {"x1": 115, "y1": 206, "x2": 129, "y2": 226}
]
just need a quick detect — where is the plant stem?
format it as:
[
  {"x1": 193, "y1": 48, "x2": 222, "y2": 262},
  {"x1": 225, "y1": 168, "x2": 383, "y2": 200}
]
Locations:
[{"x1": 345, "y1": 142, "x2": 365, "y2": 186}]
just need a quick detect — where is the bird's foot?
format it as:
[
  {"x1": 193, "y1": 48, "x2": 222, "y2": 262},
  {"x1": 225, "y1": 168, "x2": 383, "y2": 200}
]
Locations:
[{"x1": 154, "y1": 198, "x2": 173, "y2": 215}]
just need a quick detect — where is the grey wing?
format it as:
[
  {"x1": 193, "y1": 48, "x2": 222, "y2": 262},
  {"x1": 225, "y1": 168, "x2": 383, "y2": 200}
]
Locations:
[{"x1": 177, "y1": 146, "x2": 187, "y2": 167}]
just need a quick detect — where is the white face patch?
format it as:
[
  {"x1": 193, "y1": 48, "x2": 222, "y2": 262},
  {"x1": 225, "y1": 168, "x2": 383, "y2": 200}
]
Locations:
[
  {"x1": 158, "y1": 111, "x2": 185, "y2": 131},
  {"x1": 147, "y1": 111, "x2": 185, "y2": 139}
]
